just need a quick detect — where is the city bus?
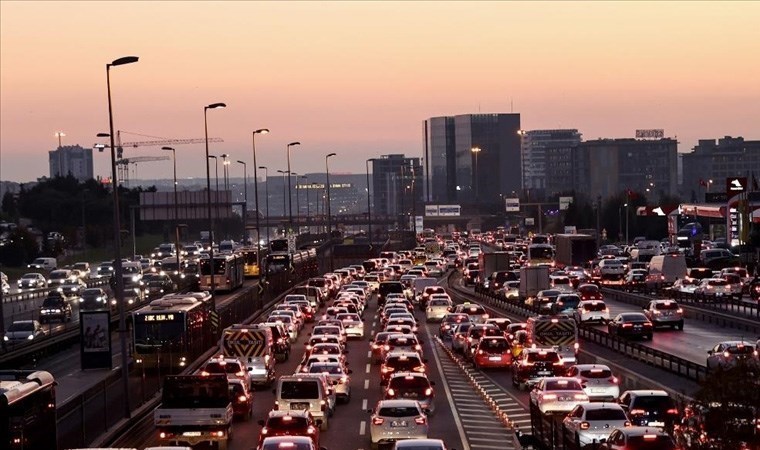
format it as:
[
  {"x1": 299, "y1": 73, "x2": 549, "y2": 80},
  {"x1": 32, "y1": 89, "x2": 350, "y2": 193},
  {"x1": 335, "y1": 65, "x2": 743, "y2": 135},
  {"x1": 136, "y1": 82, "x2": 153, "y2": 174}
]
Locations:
[
  {"x1": 241, "y1": 247, "x2": 261, "y2": 278},
  {"x1": 200, "y1": 253, "x2": 245, "y2": 292},
  {"x1": 1, "y1": 370, "x2": 56, "y2": 450},
  {"x1": 527, "y1": 243, "x2": 555, "y2": 267},
  {"x1": 265, "y1": 249, "x2": 318, "y2": 280},
  {"x1": 132, "y1": 292, "x2": 214, "y2": 371}
]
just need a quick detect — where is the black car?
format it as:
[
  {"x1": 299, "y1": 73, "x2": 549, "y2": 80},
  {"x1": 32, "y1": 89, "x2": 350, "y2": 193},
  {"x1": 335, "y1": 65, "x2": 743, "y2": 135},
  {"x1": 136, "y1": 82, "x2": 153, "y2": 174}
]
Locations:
[
  {"x1": 261, "y1": 322, "x2": 291, "y2": 361},
  {"x1": 80, "y1": 288, "x2": 110, "y2": 311},
  {"x1": 39, "y1": 293, "x2": 72, "y2": 323},
  {"x1": 145, "y1": 274, "x2": 175, "y2": 297},
  {"x1": 511, "y1": 348, "x2": 565, "y2": 390},
  {"x1": 378, "y1": 281, "x2": 404, "y2": 308},
  {"x1": 607, "y1": 313, "x2": 653, "y2": 340},
  {"x1": 618, "y1": 390, "x2": 679, "y2": 430}
]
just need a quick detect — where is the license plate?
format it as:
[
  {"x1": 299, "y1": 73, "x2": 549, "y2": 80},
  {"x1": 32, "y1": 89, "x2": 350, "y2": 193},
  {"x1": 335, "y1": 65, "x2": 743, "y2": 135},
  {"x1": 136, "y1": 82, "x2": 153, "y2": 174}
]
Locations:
[
  {"x1": 591, "y1": 388, "x2": 605, "y2": 393},
  {"x1": 634, "y1": 325, "x2": 642, "y2": 330},
  {"x1": 182, "y1": 431, "x2": 202, "y2": 437},
  {"x1": 403, "y1": 392, "x2": 417, "y2": 398},
  {"x1": 291, "y1": 402, "x2": 310, "y2": 410},
  {"x1": 489, "y1": 356, "x2": 502, "y2": 361},
  {"x1": 648, "y1": 421, "x2": 665, "y2": 427},
  {"x1": 391, "y1": 420, "x2": 408, "y2": 427},
  {"x1": 538, "y1": 371, "x2": 551, "y2": 375}
]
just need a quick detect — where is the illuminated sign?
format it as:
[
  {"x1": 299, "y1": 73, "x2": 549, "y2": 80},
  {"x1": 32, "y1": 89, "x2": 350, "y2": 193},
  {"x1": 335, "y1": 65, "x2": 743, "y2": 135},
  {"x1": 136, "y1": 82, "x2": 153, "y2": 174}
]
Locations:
[
  {"x1": 296, "y1": 183, "x2": 352, "y2": 189},
  {"x1": 142, "y1": 313, "x2": 177, "y2": 322},
  {"x1": 505, "y1": 198, "x2": 520, "y2": 212},
  {"x1": 635, "y1": 129, "x2": 665, "y2": 139},
  {"x1": 726, "y1": 177, "x2": 746, "y2": 194}
]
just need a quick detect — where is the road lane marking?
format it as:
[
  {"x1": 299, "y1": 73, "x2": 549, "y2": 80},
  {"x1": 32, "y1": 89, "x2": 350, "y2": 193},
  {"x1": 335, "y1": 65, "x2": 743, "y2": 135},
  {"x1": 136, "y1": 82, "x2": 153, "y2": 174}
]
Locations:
[
  {"x1": 367, "y1": 350, "x2": 372, "y2": 358},
  {"x1": 359, "y1": 420, "x2": 366, "y2": 435},
  {"x1": 362, "y1": 398, "x2": 368, "y2": 410},
  {"x1": 364, "y1": 379, "x2": 370, "y2": 389},
  {"x1": 365, "y1": 363, "x2": 371, "y2": 373}
]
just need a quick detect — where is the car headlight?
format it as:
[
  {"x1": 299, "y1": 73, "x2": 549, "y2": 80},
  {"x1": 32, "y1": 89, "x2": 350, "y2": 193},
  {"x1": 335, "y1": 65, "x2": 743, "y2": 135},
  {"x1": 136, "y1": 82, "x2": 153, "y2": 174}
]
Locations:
[
  {"x1": 57, "y1": 287, "x2": 63, "y2": 292},
  {"x1": 131, "y1": 275, "x2": 140, "y2": 282},
  {"x1": 27, "y1": 334, "x2": 34, "y2": 340},
  {"x1": 54, "y1": 309, "x2": 61, "y2": 313},
  {"x1": 3, "y1": 336, "x2": 8, "y2": 341}
]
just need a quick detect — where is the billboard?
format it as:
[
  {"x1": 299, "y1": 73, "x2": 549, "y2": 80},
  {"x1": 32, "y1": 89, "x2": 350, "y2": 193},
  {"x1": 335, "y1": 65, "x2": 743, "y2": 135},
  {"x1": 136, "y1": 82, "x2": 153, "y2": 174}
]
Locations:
[
  {"x1": 424, "y1": 205, "x2": 461, "y2": 216},
  {"x1": 559, "y1": 196, "x2": 573, "y2": 210},
  {"x1": 505, "y1": 198, "x2": 520, "y2": 212},
  {"x1": 140, "y1": 190, "x2": 236, "y2": 221},
  {"x1": 635, "y1": 129, "x2": 665, "y2": 139},
  {"x1": 80, "y1": 310, "x2": 112, "y2": 370}
]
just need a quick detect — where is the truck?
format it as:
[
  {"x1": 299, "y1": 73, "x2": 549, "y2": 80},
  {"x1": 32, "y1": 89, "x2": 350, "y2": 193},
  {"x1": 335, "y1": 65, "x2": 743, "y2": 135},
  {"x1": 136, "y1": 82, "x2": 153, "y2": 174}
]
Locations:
[
  {"x1": 554, "y1": 234, "x2": 597, "y2": 268},
  {"x1": 154, "y1": 374, "x2": 233, "y2": 449},
  {"x1": 526, "y1": 314, "x2": 579, "y2": 366},
  {"x1": 478, "y1": 251, "x2": 512, "y2": 285},
  {"x1": 519, "y1": 266, "x2": 550, "y2": 301},
  {"x1": 220, "y1": 324, "x2": 276, "y2": 387}
]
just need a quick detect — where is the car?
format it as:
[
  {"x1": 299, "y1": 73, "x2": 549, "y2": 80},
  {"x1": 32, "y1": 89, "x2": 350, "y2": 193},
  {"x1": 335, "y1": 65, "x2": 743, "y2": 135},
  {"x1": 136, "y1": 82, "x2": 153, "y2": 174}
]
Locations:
[
  {"x1": 4, "y1": 320, "x2": 46, "y2": 343},
  {"x1": 565, "y1": 364, "x2": 620, "y2": 402},
  {"x1": 693, "y1": 278, "x2": 732, "y2": 300},
  {"x1": 425, "y1": 297, "x2": 452, "y2": 322},
  {"x1": 380, "y1": 351, "x2": 426, "y2": 385},
  {"x1": 17, "y1": 272, "x2": 48, "y2": 289},
  {"x1": 563, "y1": 402, "x2": 631, "y2": 447},
  {"x1": 198, "y1": 356, "x2": 252, "y2": 387},
  {"x1": 257, "y1": 410, "x2": 320, "y2": 449},
  {"x1": 47, "y1": 269, "x2": 74, "y2": 287},
  {"x1": 550, "y1": 275, "x2": 574, "y2": 292},
  {"x1": 368, "y1": 399, "x2": 429, "y2": 449},
  {"x1": 484, "y1": 317, "x2": 512, "y2": 334},
  {"x1": 370, "y1": 331, "x2": 394, "y2": 364},
  {"x1": 298, "y1": 354, "x2": 343, "y2": 373},
  {"x1": 607, "y1": 313, "x2": 653, "y2": 340},
  {"x1": 384, "y1": 372, "x2": 436, "y2": 415},
  {"x1": 336, "y1": 313, "x2": 364, "y2": 338},
  {"x1": 472, "y1": 336, "x2": 513, "y2": 369},
  {"x1": 624, "y1": 269, "x2": 648, "y2": 292},
  {"x1": 552, "y1": 293, "x2": 581, "y2": 315},
  {"x1": 450, "y1": 322, "x2": 474, "y2": 353},
  {"x1": 599, "y1": 426, "x2": 678, "y2": 449},
  {"x1": 669, "y1": 278, "x2": 697, "y2": 297},
  {"x1": 228, "y1": 378, "x2": 253, "y2": 419},
  {"x1": 259, "y1": 435, "x2": 323, "y2": 450},
  {"x1": 577, "y1": 283, "x2": 603, "y2": 301},
  {"x1": 641, "y1": 299, "x2": 684, "y2": 330},
  {"x1": 392, "y1": 438, "x2": 450, "y2": 450},
  {"x1": 529, "y1": 377, "x2": 589, "y2": 414},
  {"x1": 39, "y1": 293, "x2": 72, "y2": 323},
  {"x1": 573, "y1": 300, "x2": 610, "y2": 324},
  {"x1": 500, "y1": 280, "x2": 520, "y2": 299},
  {"x1": 706, "y1": 340, "x2": 759, "y2": 370},
  {"x1": 462, "y1": 324, "x2": 503, "y2": 360},
  {"x1": 145, "y1": 273, "x2": 175, "y2": 297},
  {"x1": 597, "y1": 259, "x2": 625, "y2": 280},
  {"x1": 453, "y1": 302, "x2": 489, "y2": 323},
  {"x1": 438, "y1": 313, "x2": 470, "y2": 339},
  {"x1": 529, "y1": 289, "x2": 562, "y2": 313},
  {"x1": 57, "y1": 278, "x2": 87, "y2": 297},
  {"x1": 511, "y1": 348, "x2": 565, "y2": 390},
  {"x1": 617, "y1": 390, "x2": 679, "y2": 429},
  {"x1": 305, "y1": 361, "x2": 352, "y2": 403}
]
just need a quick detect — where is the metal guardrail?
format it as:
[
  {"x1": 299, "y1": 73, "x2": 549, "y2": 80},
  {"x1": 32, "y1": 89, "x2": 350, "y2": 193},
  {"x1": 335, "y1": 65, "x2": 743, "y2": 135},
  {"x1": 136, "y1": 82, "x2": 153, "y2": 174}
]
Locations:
[
  {"x1": 465, "y1": 283, "x2": 710, "y2": 383},
  {"x1": 2, "y1": 277, "x2": 109, "y2": 303}
]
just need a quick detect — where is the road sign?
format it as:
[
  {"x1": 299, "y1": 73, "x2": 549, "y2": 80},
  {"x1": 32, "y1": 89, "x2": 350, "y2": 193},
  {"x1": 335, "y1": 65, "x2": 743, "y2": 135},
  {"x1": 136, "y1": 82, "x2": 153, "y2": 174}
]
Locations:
[
  {"x1": 559, "y1": 196, "x2": 573, "y2": 210},
  {"x1": 505, "y1": 198, "x2": 520, "y2": 212}
]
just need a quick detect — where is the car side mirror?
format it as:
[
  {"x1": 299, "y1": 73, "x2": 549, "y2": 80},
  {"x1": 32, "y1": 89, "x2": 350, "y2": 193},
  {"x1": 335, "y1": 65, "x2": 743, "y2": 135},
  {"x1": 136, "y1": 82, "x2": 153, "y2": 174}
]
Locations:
[{"x1": 257, "y1": 419, "x2": 266, "y2": 426}]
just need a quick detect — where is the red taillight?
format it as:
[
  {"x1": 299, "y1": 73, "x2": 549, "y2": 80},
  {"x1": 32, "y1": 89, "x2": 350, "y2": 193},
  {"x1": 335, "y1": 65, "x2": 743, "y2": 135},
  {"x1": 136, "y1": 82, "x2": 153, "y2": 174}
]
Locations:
[
  {"x1": 387, "y1": 388, "x2": 395, "y2": 397},
  {"x1": 610, "y1": 376, "x2": 619, "y2": 384},
  {"x1": 580, "y1": 421, "x2": 590, "y2": 430},
  {"x1": 667, "y1": 408, "x2": 679, "y2": 415},
  {"x1": 372, "y1": 417, "x2": 384, "y2": 425},
  {"x1": 307, "y1": 426, "x2": 316, "y2": 434},
  {"x1": 630, "y1": 409, "x2": 646, "y2": 415},
  {"x1": 414, "y1": 415, "x2": 427, "y2": 425},
  {"x1": 413, "y1": 366, "x2": 425, "y2": 373},
  {"x1": 622, "y1": 323, "x2": 633, "y2": 328}
]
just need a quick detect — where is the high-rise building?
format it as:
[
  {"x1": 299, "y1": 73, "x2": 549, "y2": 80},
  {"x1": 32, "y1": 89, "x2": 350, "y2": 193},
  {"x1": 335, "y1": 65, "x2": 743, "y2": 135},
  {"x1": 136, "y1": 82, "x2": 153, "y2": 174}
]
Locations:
[
  {"x1": 680, "y1": 136, "x2": 760, "y2": 200},
  {"x1": 371, "y1": 154, "x2": 423, "y2": 221},
  {"x1": 424, "y1": 113, "x2": 521, "y2": 205},
  {"x1": 49, "y1": 145, "x2": 93, "y2": 181},
  {"x1": 521, "y1": 129, "x2": 582, "y2": 195},
  {"x1": 570, "y1": 137, "x2": 678, "y2": 199}
]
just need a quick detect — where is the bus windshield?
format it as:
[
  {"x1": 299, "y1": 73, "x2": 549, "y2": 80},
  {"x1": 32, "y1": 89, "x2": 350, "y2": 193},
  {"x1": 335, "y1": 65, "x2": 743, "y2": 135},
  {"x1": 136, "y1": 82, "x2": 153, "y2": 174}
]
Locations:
[
  {"x1": 200, "y1": 258, "x2": 227, "y2": 275},
  {"x1": 133, "y1": 315, "x2": 185, "y2": 353}
]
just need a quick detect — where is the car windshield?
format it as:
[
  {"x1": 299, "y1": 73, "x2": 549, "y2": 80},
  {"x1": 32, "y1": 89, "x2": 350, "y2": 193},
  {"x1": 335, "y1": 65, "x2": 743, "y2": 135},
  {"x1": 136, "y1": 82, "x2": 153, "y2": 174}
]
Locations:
[
  {"x1": 49, "y1": 272, "x2": 68, "y2": 279},
  {"x1": 387, "y1": 357, "x2": 423, "y2": 370},
  {"x1": 389, "y1": 376, "x2": 430, "y2": 393},
  {"x1": 9, "y1": 322, "x2": 34, "y2": 332},
  {"x1": 631, "y1": 395, "x2": 675, "y2": 410},
  {"x1": 654, "y1": 302, "x2": 679, "y2": 310},
  {"x1": 545, "y1": 379, "x2": 582, "y2": 391},
  {"x1": 22, "y1": 274, "x2": 39, "y2": 279},
  {"x1": 480, "y1": 339, "x2": 509, "y2": 351},
  {"x1": 429, "y1": 299, "x2": 449, "y2": 307},
  {"x1": 267, "y1": 416, "x2": 309, "y2": 429},
  {"x1": 280, "y1": 381, "x2": 320, "y2": 399},
  {"x1": 586, "y1": 408, "x2": 627, "y2": 421},
  {"x1": 377, "y1": 406, "x2": 420, "y2": 417},
  {"x1": 621, "y1": 314, "x2": 648, "y2": 322},
  {"x1": 203, "y1": 361, "x2": 242, "y2": 374},
  {"x1": 580, "y1": 368, "x2": 613, "y2": 378},
  {"x1": 557, "y1": 296, "x2": 580, "y2": 308}
]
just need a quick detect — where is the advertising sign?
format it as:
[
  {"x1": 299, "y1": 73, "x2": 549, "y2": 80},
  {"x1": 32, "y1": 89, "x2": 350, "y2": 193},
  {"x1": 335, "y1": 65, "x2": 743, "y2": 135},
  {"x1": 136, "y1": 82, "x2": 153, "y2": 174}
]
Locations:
[
  {"x1": 559, "y1": 196, "x2": 574, "y2": 210},
  {"x1": 505, "y1": 198, "x2": 520, "y2": 212},
  {"x1": 438, "y1": 205, "x2": 461, "y2": 216},
  {"x1": 525, "y1": 217, "x2": 535, "y2": 226},
  {"x1": 414, "y1": 216, "x2": 424, "y2": 233},
  {"x1": 635, "y1": 129, "x2": 665, "y2": 139},
  {"x1": 80, "y1": 310, "x2": 112, "y2": 370},
  {"x1": 726, "y1": 177, "x2": 747, "y2": 195},
  {"x1": 424, "y1": 205, "x2": 439, "y2": 216}
]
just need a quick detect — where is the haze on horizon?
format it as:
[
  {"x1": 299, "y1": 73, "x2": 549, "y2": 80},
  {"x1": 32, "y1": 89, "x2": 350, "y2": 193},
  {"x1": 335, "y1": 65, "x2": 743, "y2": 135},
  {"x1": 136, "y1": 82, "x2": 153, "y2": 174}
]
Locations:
[{"x1": 1, "y1": 1, "x2": 759, "y2": 183}]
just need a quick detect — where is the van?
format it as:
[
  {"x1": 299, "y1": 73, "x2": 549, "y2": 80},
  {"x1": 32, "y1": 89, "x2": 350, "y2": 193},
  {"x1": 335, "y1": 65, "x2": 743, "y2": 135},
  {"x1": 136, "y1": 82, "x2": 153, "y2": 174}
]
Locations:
[
  {"x1": 378, "y1": 281, "x2": 404, "y2": 308},
  {"x1": 221, "y1": 324, "x2": 275, "y2": 387},
  {"x1": 27, "y1": 257, "x2": 57, "y2": 271},
  {"x1": 647, "y1": 254, "x2": 687, "y2": 287},
  {"x1": 274, "y1": 375, "x2": 331, "y2": 430}
]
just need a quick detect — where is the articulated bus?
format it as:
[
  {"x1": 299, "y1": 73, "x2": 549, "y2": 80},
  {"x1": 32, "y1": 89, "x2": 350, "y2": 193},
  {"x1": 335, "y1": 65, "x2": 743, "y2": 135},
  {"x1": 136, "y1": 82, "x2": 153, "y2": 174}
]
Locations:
[
  {"x1": 200, "y1": 253, "x2": 245, "y2": 292},
  {"x1": 132, "y1": 292, "x2": 214, "y2": 370},
  {"x1": 1, "y1": 370, "x2": 56, "y2": 450},
  {"x1": 241, "y1": 247, "x2": 261, "y2": 278}
]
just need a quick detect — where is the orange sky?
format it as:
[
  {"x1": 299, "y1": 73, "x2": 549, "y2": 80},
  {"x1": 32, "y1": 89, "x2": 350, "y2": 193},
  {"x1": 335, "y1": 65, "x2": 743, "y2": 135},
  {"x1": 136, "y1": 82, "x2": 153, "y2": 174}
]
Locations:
[{"x1": 2, "y1": 1, "x2": 759, "y2": 182}]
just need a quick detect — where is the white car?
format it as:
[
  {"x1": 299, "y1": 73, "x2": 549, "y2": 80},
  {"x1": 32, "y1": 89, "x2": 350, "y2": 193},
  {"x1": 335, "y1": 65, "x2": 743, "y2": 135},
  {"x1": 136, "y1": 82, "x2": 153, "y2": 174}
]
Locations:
[
  {"x1": 306, "y1": 361, "x2": 351, "y2": 402},
  {"x1": 425, "y1": 297, "x2": 452, "y2": 322},
  {"x1": 336, "y1": 313, "x2": 364, "y2": 338},
  {"x1": 369, "y1": 399, "x2": 429, "y2": 447},
  {"x1": 500, "y1": 280, "x2": 520, "y2": 299},
  {"x1": 694, "y1": 278, "x2": 732, "y2": 300},
  {"x1": 598, "y1": 259, "x2": 625, "y2": 279},
  {"x1": 529, "y1": 377, "x2": 589, "y2": 414},
  {"x1": 573, "y1": 300, "x2": 610, "y2": 324},
  {"x1": 563, "y1": 402, "x2": 631, "y2": 446},
  {"x1": 393, "y1": 438, "x2": 450, "y2": 450},
  {"x1": 565, "y1": 364, "x2": 620, "y2": 402},
  {"x1": 4, "y1": 320, "x2": 46, "y2": 343}
]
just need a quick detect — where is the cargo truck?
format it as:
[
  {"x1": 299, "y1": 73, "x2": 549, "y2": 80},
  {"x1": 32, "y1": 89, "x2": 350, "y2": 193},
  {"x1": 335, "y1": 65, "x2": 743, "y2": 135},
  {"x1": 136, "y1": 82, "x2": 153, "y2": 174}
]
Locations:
[
  {"x1": 519, "y1": 266, "x2": 550, "y2": 301},
  {"x1": 478, "y1": 251, "x2": 512, "y2": 285},
  {"x1": 554, "y1": 234, "x2": 597, "y2": 269},
  {"x1": 220, "y1": 324, "x2": 276, "y2": 387},
  {"x1": 154, "y1": 374, "x2": 233, "y2": 449}
]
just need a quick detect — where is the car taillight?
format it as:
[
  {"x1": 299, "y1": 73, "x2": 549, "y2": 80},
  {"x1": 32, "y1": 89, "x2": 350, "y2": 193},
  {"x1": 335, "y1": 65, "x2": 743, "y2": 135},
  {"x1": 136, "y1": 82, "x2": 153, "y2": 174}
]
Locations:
[
  {"x1": 415, "y1": 344, "x2": 422, "y2": 350},
  {"x1": 575, "y1": 394, "x2": 588, "y2": 400},
  {"x1": 413, "y1": 366, "x2": 425, "y2": 373},
  {"x1": 261, "y1": 427, "x2": 268, "y2": 435},
  {"x1": 483, "y1": 314, "x2": 489, "y2": 319},
  {"x1": 667, "y1": 408, "x2": 679, "y2": 415},
  {"x1": 372, "y1": 417, "x2": 384, "y2": 425},
  {"x1": 238, "y1": 395, "x2": 247, "y2": 402},
  {"x1": 542, "y1": 394, "x2": 557, "y2": 400},
  {"x1": 580, "y1": 421, "x2": 590, "y2": 430},
  {"x1": 381, "y1": 366, "x2": 393, "y2": 373},
  {"x1": 610, "y1": 376, "x2": 619, "y2": 384},
  {"x1": 414, "y1": 416, "x2": 427, "y2": 425},
  {"x1": 425, "y1": 388, "x2": 433, "y2": 396},
  {"x1": 200, "y1": 371, "x2": 210, "y2": 376},
  {"x1": 622, "y1": 323, "x2": 633, "y2": 328},
  {"x1": 307, "y1": 426, "x2": 316, "y2": 434},
  {"x1": 477, "y1": 350, "x2": 484, "y2": 355}
]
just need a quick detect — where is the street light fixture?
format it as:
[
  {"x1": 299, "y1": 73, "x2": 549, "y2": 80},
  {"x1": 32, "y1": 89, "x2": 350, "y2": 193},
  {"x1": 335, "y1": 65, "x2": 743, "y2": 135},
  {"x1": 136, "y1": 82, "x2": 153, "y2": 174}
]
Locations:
[
  {"x1": 471, "y1": 146, "x2": 482, "y2": 199},
  {"x1": 236, "y1": 160, "x2": 247, "y2": 243},
  {"x1": 105, "y1": 54, "x2": 138, "y2": 420},
  {"x1": 203, "y1": 102, "x2": 226, "y2": 309},
  {"x1": 325, "y1": 153, "x2": 337, "y2": 236},
  {"x1": 258, "y1": 166, "x2": 270, "y2": 246},
  {"x1": 286, "y1": 141, "x2": 301, "y2": 231},
  {"x1": 252, "y1": 129, "x2": 269, "y2": 262}
]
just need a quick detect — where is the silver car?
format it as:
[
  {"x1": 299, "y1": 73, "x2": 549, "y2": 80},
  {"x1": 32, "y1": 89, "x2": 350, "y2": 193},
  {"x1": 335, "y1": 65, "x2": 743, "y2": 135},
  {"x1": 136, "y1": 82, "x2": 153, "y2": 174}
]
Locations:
[
  {"x1": 306, "y1": 361, "x2": 352, "y2": 403},
  {"x1": 642, "y1": 299, "x2": 684, "y2": 330},
  {"x1": 565, "y1": 364, "x2": 620, "y2": 402},
  {"x1": 529, "y1": 377, "x2": 589, "y2": 414},
  {"x1": 563, "y1": 402, "x2": 630, "y2": 446},
  {"x1": 425, "y1": 297, "x2": 452, "y2": 322},
  {"x1": 368, "y1": 399, "x2": 429, "y2": 448}
]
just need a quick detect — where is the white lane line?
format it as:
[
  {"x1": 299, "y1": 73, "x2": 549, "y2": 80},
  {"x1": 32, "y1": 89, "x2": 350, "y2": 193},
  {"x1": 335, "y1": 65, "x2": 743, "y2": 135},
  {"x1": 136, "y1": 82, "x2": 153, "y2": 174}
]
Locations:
[
  {"x1": 362, "y1": 398, "x2": 368, "y2": 410},
  {"x1": 427, "y1": 329, "x2": 469, "y2": 450},
  {"x1": 365, "y1": 363, "x2": 371, "y2": 374},
  {"x1": 359, "y1": 420, "x2": 366, "y2": 435},
  {"x1": 367, "y1": 351, "x2": 372, "y2": 358},
  {"x1": 364, "y1": 379, "x2": 370, "y2": 389},
  {"x1": 371, "y1": 321, "x2": 376, "y2": 328},
  {"x1": 458, "y1": 412, "x2": 496, "y2": 418},
  {"x1": 468, "y1": 430, "x2": 512, "y2": 436},
  {"x1": 469, "y1": 444, "x2": 508, "y2": 449}
]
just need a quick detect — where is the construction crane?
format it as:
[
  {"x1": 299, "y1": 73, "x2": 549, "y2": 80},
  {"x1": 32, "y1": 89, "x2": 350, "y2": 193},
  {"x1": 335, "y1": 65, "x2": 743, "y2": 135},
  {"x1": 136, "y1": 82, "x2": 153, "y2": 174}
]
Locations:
[{"x1": 116, "y1": 156, "x2": 170, "y2": 186}]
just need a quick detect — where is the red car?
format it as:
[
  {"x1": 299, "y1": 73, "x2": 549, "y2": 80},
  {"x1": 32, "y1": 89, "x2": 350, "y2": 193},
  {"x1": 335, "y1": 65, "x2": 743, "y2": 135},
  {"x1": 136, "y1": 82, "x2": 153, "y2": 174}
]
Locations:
[
  {"x1": 257, "y1": 410, "x2": 320, "y2": 449},
  {"x1": 577, "y1": 283, "x2": 603, "y2": 301},
  {"x1": 473, "y1": 337, "x2": 513, "y2": 369}
]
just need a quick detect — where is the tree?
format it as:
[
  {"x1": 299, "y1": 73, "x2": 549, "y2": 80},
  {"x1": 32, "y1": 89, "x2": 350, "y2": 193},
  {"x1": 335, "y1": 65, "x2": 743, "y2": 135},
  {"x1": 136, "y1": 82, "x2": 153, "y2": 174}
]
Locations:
[
  {"x1": 0, "y1": 228, "x2": 39, "y2": 267},
  {"x1": 1, "y1": 191, "x2": 17, "y2": 218}
]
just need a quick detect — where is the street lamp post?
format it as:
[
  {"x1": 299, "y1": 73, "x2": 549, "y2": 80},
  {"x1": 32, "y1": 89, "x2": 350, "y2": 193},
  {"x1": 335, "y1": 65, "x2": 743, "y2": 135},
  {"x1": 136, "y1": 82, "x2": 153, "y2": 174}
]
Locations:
[
  {"x1": 161, "y1": 146, "x2": 181, "y2": 279},
  {"x1": 286, "y1": 142, "x2": 301, "y2": 232},
  {"x1": 252, "y1": 129, "x2": 269, "y2": 263},
  {"x1": 300, "y1": 175, "x2": 309, "y2": 233},
  {"x1": 325, "y1": 153, "x2": 337, "y2": 236},
  {"x1": 471, "y1": 146, "x2": 482, "y2": 200},
  {"x1": 204, "y1": 102, "x2": 226, "y2": 309},
  {"x1": 208, "y1": 155, "x2": 219, "y2": 220},
  {"x1": 259, "y1": 166, "x2": 270, "y2": 246},
  {"x1": 277, "y1": 170, "x2": 289, "y2": 233},
  {"x1": 106, "y1": 54, "x2": 138, "y2": 420},
  {"x1": 236, "y1": 160, "x2": 247, "y2": 243},
  {"x1": 292, "y1": 172, "x2": 299, "y2": 233},
  {"x1": 366, "y1": 159, "x2": 373, "y2": 243}
]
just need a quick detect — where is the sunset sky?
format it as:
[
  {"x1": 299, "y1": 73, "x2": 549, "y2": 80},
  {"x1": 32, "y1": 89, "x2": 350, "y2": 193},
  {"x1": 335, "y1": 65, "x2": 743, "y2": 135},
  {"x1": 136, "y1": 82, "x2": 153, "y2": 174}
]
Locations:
[{"x1": 1, "y1": 1, "x2": 759, "y2": 183}]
